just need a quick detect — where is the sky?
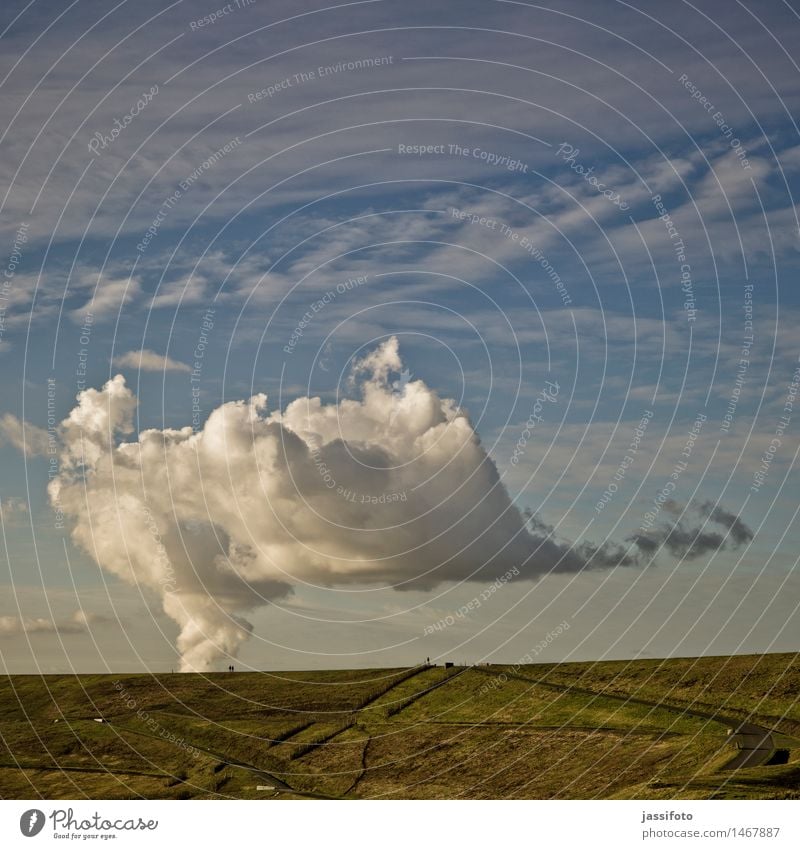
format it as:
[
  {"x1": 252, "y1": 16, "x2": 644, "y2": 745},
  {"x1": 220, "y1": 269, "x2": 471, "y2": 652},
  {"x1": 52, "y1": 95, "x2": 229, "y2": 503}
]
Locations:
[{"x1": 0, "y1": 0, "x2": 799, "y2": 673}]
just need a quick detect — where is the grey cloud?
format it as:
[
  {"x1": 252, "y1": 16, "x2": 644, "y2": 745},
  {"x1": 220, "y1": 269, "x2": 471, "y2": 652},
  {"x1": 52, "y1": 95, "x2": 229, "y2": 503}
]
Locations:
[
  {"x1": 698, "y1": 500, "x2": 755, "y2": 547},
  {"x1": 629, "y1": 500, "x2": 753, "y2": 561}
]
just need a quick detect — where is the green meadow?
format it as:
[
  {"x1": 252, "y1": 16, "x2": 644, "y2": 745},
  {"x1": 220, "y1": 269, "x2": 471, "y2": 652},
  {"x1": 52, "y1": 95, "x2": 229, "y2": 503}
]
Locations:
[{"x1": 1, "y1": 653, "x2": 798, "y2": 799}]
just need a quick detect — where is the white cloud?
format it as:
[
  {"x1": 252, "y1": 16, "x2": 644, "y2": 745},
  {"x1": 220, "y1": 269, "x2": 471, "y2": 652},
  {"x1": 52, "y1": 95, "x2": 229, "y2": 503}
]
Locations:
[
  {"x1": 70, "y1": 276, "x2": 142, "y2": 322},
  {"x1": 0, "y1": 616, "x2": 58, "y2": 636},
  {"x1": 116, "y1": 348, "x2": 190, "y2": 373},
  {"x1": 0, "y1": 497, "x2": 29, "y2": 527},
  {"x1": 0, "y1": 413, "x2": 50, "y2": 456},
  {"x1": 0, "y1": 609, "x2": 107, "y2": 637},
  {"x1": 48, "y1": 338, "x2": 636, "y2": 672}
]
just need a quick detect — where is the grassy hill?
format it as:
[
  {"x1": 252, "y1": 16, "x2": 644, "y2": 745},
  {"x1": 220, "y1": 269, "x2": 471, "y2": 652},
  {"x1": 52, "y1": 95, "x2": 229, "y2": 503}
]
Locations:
[{"x1": 1, "y1": 653, "x2": 799, "y2": 799}]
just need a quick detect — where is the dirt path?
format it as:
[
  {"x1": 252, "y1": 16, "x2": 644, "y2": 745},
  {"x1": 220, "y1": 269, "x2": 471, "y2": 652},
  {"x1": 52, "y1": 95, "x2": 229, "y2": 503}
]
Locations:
[{"x1": 724, "y1": 724, "x2": 777, "y2": 769}]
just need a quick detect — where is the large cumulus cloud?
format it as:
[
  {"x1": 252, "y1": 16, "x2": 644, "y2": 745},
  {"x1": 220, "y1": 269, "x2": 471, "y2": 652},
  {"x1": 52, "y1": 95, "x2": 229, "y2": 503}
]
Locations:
[{"x1": 44, "y1": 339, "x2": 656, "y2": 670}]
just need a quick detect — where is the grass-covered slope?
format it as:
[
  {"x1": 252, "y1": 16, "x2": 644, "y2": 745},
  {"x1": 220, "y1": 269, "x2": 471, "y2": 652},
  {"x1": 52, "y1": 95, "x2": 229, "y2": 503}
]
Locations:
[{"x1": 1, "y1": 654, "x2": 798, "y2": 799}]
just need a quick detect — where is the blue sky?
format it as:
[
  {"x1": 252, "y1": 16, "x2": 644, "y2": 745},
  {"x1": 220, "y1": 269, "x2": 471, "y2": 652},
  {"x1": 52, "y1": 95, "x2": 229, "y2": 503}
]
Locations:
[{"x1": 1, "y1": 0, "x2": 799, "y2": 672}]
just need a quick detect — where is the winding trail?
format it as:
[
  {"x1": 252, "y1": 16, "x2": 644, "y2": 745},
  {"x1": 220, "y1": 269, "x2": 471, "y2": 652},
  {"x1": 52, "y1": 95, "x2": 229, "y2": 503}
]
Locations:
[{"x1": 724, "y1": 724, "x2": 779, "y2": 769}]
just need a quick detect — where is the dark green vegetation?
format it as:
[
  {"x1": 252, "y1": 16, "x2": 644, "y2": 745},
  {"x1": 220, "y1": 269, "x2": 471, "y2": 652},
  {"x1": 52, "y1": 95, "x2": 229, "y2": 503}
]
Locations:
[{"x1": 1, "y1": 653, "x2": 799, "y2": 799}]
